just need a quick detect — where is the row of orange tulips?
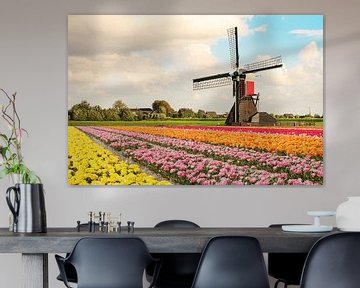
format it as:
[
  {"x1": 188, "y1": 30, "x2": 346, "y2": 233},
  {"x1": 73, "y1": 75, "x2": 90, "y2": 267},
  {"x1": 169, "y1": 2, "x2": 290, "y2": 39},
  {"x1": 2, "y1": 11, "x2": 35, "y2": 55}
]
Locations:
[{"x1": 112, "y1": 126, "x2": 323, "y2": 158}]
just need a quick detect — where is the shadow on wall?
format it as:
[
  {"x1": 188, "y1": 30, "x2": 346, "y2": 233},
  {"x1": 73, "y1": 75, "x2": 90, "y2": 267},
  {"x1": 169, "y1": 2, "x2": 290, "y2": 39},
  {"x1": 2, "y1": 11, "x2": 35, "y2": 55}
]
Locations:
[{"x1": 327, "y1": 31, "x2": 360, "y2": 46}]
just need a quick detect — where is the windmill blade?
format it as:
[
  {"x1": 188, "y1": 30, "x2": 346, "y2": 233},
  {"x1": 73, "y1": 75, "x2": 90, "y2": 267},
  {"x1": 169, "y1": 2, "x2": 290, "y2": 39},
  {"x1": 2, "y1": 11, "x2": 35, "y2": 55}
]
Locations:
[
  {"x1": 193, "y1": 73, "x2": 231, "y2": 90},
  {"x1": 227, "y1": 27, "x2": 239, "y2": 69},
  {"x1": 243, "y1": 56, "x2": 283, "y2": 74}
]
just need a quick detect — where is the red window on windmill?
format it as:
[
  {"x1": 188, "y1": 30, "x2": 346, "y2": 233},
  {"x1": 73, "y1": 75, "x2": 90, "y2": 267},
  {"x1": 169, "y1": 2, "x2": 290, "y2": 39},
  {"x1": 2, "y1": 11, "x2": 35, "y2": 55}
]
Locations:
[
  {"x1": 246, "y1": 81, "x2": 255, "y2": 95},
  {"x1": 246, "y1": 73, "x2": 255, "y2": 95}
]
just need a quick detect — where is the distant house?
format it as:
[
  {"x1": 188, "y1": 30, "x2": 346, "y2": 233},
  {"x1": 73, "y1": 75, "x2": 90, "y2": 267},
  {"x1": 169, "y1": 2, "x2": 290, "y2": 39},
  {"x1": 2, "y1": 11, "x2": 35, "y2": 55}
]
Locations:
[
  {"x1": 206, "y1": 111, "x2": 218, "y2": 118},
  {"x1": 283, "y1": 113, "x2": 294, "y2": 118},
  {"x1": 130, "y1": 108, "x2": 153, "y2": 120},
  {"x1": 220, "y1": 112, "x2": 229, "y2": 118}
]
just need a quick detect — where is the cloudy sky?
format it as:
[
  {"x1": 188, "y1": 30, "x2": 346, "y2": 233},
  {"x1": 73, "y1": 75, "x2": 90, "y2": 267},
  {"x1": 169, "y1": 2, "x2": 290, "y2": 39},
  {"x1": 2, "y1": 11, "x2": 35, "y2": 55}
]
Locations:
[{"x1": 68, "y1": 15, "x2": 323, "y2": 115}]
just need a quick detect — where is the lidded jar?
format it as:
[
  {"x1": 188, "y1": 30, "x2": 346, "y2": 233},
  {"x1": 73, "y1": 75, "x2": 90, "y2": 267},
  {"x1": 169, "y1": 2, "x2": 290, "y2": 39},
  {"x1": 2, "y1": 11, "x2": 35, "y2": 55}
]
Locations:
[{"x1": 336, "y1": 197, "x2": 360, "y2": 231}]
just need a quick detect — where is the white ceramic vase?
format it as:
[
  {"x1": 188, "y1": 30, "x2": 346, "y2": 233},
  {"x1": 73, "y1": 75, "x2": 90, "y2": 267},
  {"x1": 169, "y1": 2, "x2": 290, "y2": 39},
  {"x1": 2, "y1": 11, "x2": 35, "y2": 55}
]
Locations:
[
  {"x1": 336, "y1": 197, "x2": 360, "y2": 231},
  {"x1": 8, "y1": 173, "x2": 22, "y2": 231},
  {"x1": 9, "y1": 173, "x2": 22, "y2": 185}
]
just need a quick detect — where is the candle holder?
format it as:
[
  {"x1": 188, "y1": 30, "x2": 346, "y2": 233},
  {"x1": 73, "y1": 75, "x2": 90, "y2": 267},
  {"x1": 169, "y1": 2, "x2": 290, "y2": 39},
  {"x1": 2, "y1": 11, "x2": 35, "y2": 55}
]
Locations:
[{"x1": 282, "y1": 211, "x2": 335, "y2": 232}]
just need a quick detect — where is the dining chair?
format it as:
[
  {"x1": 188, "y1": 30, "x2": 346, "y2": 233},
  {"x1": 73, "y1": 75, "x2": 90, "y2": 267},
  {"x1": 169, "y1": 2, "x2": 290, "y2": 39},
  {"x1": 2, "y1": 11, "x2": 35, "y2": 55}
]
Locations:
[
  {"x1": 191, "y1": 236, "x2": 270, "y2": 288},
  {"x1": 56, "y1": 223, "x2": 99, "y2": 284},
  {"x1": 55, "y1": 237, "x2": 161, "y2": 288},
  {"x1": 147, "y1": 220, "x2": 201, "y2": 288},
  {"x1": 300, "y1": 232, "x2": 360, "y2": 288},
  {"x1": 268, "y1": 224, "x2": 308, "y2": 288}
]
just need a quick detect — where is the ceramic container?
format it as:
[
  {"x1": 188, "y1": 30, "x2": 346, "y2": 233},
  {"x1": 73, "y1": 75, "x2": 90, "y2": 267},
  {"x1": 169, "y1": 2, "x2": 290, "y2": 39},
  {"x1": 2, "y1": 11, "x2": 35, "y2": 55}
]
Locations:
[
  {"x1": 336, "y1": 197, "x2": 360, "y2": 231},
  {"x1": 6, "y1": 183, "x2": 47, "y2": 233}
]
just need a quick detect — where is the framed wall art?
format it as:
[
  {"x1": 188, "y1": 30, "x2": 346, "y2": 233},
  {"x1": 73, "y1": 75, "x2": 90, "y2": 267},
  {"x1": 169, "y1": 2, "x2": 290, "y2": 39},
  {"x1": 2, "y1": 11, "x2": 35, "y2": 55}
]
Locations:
[{"x1": 68, "y1": 15, "x2": 323, "y2": 186}]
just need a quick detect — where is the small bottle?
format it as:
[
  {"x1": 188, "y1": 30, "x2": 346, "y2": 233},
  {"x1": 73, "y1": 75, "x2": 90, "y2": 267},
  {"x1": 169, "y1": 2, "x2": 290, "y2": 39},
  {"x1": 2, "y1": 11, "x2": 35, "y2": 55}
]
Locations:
[
  {"x1": 77, "y1": 221, "x2": 81, "y2": 232},
  {"x1": 98, "y1": 211, "x2": 103, "y2": 231},
  {"x1": 88, "y1": 211, "x2": 93, "y2": 232},
  {"x1": 106, "y1": 212, "x2": 111, "y2": 224}
]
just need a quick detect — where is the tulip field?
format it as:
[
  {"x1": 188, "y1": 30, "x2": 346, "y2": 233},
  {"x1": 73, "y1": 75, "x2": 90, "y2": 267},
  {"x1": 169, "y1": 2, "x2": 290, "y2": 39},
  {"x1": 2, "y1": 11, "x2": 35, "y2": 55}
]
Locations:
[{"x1": 68, "y1": 125, "x2": 323, "y2": 186}]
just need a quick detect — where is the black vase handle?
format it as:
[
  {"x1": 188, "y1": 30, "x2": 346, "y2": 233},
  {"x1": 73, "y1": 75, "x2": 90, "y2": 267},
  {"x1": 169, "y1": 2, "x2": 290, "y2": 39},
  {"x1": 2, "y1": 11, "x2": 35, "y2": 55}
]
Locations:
[{"x1": 6, "y1": 186, "x2": 20, "y2": 224}]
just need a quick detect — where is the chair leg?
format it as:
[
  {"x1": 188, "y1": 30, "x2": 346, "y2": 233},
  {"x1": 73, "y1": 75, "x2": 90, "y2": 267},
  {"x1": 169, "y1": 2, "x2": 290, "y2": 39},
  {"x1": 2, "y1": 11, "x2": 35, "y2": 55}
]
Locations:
[{"x1": 274, "y1": 280, "x2": 289, "y2": 288}]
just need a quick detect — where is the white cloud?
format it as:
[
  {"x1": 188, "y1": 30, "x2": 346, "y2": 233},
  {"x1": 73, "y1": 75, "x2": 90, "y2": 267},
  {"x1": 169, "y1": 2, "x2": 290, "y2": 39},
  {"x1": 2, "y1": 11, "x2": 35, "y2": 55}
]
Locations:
[
  {"x1": 68, "y1": 15, "x2": 252, "y2": 57},
  {"x1": 298, "y1": 41, "x2": 322, "y2": 67},
  {"x1": 253, "y1": 24, "x2": 267, "y2": 33},
  {"x1": 289, "y1": 29, "x2": 323, "y2": 38},
  {"x1": 254, "y1": 41, "x2": 323, "y2": 115}
]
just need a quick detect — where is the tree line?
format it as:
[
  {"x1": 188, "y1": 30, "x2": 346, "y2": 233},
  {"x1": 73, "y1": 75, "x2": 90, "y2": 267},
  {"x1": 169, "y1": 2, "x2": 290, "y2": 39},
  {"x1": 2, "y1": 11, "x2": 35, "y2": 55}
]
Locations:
[{"x1": 68, "y1": 100, "x2": 225, "y2": 121}]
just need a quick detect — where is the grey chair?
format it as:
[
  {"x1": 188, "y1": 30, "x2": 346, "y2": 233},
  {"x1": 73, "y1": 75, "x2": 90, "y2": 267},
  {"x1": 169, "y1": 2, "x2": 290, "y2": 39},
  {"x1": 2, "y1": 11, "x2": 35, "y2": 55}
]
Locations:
[
  {"x1": 268, "y1": 224, "x2": 308, "y2": 288},
  {"x1": 191, "y1": 236, "x2": 270, "y2": 288},
  {"x1": 55, "y1": 237, "x2": 160, "y2": 288},
  {"x1": 300, "y1": 232, "x2": 360, "y2": 288},
  {"x1": 147, "y1": 220, "x2": 201, "y2": 288}
]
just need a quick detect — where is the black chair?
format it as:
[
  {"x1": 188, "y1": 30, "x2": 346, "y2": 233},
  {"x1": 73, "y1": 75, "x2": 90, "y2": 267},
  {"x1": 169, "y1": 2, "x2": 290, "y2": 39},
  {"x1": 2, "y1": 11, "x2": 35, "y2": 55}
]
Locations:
[
  {"x1": 268, "y1": 224, "x2": 308, "y2": 288},
  {"x1": 56, "y1": 223, "x2": 99, "y2": 284},
  {"x1": 154, "y1": 220, "x2": 200, "y2": 229},
  {"x1": 191, "y1": 236, "x2": 270, "y2": 288},
  {"x1": 147, "y1": 220, "x2": 201, "y2": 288},
  {"x1": 300, "y1": 232, "x2": 360, "y2": 288},
  {"x1": 55, "y1": 237, "x2": 160, "y2": 288},
  {"x1": 56, "y1": 262, "x2": 77, "y2": 284}
]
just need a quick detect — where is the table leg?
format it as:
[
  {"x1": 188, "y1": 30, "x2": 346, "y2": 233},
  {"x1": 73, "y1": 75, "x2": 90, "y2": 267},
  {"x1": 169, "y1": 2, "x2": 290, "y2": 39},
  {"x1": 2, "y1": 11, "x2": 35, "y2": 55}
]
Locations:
[{"x1": 22, "y1": 253, "x2": 48, "y2": 288}]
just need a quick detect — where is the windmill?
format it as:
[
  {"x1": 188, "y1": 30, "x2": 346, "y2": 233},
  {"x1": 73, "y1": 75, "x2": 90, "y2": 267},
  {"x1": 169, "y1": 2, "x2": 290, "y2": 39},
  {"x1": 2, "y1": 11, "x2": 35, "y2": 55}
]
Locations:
[{"x1": 193, "y1": 27, "x2": 283, "y2": 125}]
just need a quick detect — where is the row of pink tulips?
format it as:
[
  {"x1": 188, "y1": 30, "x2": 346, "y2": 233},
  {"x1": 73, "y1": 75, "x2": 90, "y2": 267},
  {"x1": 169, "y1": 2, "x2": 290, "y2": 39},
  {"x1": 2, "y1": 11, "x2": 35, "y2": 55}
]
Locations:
[
  {"x1": 78, "y1": 126, "x2": 148, "y2": 150},
  {"x1": 127, "y1": 146, "x2": 316, "y2": 185}
]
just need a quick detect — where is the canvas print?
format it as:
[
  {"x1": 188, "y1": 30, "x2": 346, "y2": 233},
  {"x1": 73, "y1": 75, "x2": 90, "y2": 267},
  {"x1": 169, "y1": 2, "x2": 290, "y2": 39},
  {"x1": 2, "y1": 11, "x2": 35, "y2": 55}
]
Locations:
[{"x1": 68, "y1": 15, "x2": 323, "y2": 186}]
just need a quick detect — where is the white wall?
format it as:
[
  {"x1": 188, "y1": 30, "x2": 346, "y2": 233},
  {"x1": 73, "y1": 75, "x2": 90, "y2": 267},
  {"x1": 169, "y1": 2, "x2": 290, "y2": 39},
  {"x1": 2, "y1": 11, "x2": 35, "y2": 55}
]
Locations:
[{"x1": 0, "y1": 0, "x2": 360, "y2": 287}]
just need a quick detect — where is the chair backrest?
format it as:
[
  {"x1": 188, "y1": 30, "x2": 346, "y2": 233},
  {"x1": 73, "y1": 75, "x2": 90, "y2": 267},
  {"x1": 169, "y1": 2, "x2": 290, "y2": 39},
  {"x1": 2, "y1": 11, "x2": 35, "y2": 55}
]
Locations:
[
  {"x1": 67, "y1": 237, "x2": 154, "y2": 288},
  {"x1": 151, "y1": 220, "x2": 201, "y2": 286},
  {"x1": 155, "y1": 220, "x2": 200, "y2": 228},
  {"x1": 191, "y1": 236, "x2": 270, "y2": 288},
  {"x1": 268, "y1": 224, "x2": 308, "y2": 285},
  {"x1": 300, "y1": 232, "x2": 360, "y2": 288}
]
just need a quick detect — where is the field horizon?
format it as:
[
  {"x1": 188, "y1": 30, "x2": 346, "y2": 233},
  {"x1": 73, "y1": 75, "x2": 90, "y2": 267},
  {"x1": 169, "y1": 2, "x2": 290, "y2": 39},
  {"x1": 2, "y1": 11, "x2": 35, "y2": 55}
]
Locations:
[{"x1": 68, "y1": 117, "x2": 323, "y2": 128}]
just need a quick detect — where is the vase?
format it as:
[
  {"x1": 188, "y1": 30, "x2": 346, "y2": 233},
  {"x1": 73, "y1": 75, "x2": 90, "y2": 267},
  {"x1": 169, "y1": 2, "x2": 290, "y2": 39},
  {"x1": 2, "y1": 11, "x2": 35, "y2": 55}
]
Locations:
[
  {"x1": 9, "y1": 173, "x2": 22, "y2": 185},
  {"x1": 6, "y1": 183, "x2": 47, "y2": 233},
  {"x1": 7, "y1": 174, "x2": 22, "y2": 231},
  {"x1": 336, "y1": 197, "x2": 360, "y2": 231}
]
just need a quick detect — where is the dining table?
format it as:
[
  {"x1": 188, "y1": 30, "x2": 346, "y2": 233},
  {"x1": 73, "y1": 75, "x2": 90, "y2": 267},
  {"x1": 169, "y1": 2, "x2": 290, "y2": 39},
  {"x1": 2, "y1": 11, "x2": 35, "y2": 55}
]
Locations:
[{"x1": 0, "y1": 226, "x2": 340, "y2": 288}]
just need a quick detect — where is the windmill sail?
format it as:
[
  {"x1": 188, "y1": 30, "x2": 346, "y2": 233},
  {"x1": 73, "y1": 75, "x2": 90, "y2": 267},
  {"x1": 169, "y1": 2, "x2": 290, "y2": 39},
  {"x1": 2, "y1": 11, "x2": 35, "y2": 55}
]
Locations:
[
  {"x1": 193, "y1": 73, "x2": 231, "y2": 90},
  {"x1": 244, "y1": 56, "x2": 282, "y2": 74},
  {"x1": 227, "y1": 27, "x2": 239, "y2": 69}
]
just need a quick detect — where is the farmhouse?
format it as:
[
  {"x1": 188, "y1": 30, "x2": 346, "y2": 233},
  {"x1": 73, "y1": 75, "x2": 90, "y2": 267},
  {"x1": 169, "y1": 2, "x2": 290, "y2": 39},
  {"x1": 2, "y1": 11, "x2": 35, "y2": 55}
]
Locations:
[{"x1": 130, "y1": 108, "x2": 153, "y2": 119}]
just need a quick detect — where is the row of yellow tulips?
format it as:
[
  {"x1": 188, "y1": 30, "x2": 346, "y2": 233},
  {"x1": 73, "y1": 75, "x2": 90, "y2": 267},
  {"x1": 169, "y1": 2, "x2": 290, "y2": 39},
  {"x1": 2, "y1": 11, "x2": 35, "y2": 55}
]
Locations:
[{"x1": 68, "y1": 127, "x2": 171, "y2": 185}]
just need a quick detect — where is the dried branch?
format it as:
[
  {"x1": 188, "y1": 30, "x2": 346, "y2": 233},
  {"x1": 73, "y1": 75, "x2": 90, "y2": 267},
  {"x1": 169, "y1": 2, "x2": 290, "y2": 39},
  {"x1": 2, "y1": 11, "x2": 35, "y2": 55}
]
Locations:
[{"x1": 0, "y1": 88, "x2": 41, "y2": 183}]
